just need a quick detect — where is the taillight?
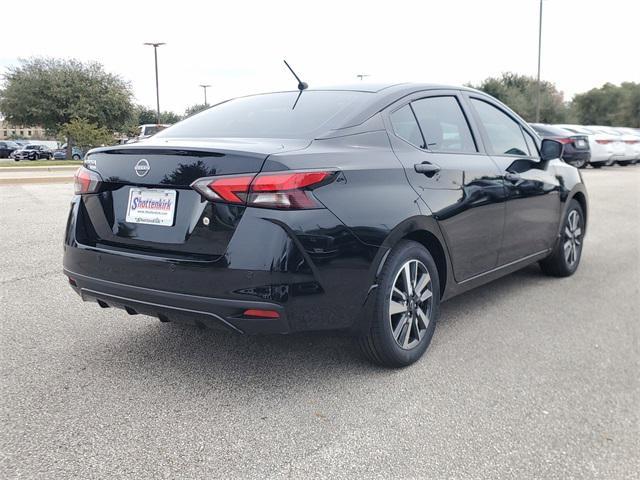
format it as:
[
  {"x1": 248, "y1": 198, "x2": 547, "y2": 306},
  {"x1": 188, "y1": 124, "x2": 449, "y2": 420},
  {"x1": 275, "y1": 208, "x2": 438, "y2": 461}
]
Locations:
[
  {"x1": 624, "y1": 140, "x2": 639, "y2": 144},
  {"x1": 595, "y1": 139, "x2": 612, "y2": 145},
  {"x1": 191, "y1": 170, "x2": 336, "y2": 210},
  {"x1": 74, "y1": 167, "x2": 102, "y2": 194},
  {"x1": 205, "y1": 175, "x2": 254, "y2": 204},
  {"x1": 554, "y1": 137, "x2": 574, "y2": 145}
]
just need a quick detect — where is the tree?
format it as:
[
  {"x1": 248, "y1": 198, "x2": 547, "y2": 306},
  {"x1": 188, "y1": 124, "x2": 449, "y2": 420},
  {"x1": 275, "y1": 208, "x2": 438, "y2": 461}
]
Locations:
[
  {"x1": 184, "y1": 104, "x2": 209, "y2": 118},
  {"x1": 59, "y1": 118, "x2": 113, "y2": 151},
  {"x1": 0, "y1": 58, "x2": 134, "y2": 134},
  {"x1": 571, "y1": 82, "x2": 640, "y2": 127},
  {"x1": 135, "y1": 105, "x2": 181, "y2": 125},
  {"x1": 468, "y1": 72, "x2": 568, "y2": 123}
]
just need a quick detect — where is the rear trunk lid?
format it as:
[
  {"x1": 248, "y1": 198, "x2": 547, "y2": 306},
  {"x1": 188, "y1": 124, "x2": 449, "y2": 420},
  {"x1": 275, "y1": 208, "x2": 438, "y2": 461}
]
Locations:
[{"x1": 77, "y1": 138, "x2": 309, "y2": 260}]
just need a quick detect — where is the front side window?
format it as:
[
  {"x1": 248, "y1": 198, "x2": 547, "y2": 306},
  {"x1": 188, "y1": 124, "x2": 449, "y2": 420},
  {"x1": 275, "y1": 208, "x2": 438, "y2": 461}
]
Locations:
[
  {"x1": 524, "y1": 131, "x2": 539, "y2": 158},
  {"x1": 410, "y1": 96, "x2": 476, "y2": 153},
  {"x1": 389, "y1": 104, "x2": 423, "y2": 147},
  {"x1": 471, "y1": 99, "x2": 528, "y2": 156}
]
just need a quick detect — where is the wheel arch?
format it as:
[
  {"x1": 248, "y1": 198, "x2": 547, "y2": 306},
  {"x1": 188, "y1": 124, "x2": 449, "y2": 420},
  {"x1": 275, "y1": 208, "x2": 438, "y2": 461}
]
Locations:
[
  {"x1": 571, "y1": 190, "x2": 588, "y2": 230},
  {"x1": 376, "y1": 216, "x2": 451, "y2": 298}
]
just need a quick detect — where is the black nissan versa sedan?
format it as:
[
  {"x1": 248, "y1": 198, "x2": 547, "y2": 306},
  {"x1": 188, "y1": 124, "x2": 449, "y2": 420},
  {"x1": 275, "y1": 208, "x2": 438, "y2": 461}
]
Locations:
[{"x1": 63, "y1": 83, "x2": 587, "y2": 367}]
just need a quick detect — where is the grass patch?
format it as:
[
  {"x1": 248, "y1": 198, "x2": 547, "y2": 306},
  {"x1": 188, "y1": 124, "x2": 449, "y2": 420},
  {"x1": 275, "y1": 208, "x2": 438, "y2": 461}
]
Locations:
[{"x1": 0, "y1": 160, "x2": 83, "y2": 167}]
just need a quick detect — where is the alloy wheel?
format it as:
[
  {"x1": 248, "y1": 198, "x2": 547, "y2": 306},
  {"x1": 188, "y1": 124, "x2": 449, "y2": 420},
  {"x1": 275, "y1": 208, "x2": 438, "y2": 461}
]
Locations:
[
  {"x1": 563, "y1": 209, "x2": 582, "y2": 266},
  {"x1": 389, "y1": 259, "x2": 433, "y2": 350}
]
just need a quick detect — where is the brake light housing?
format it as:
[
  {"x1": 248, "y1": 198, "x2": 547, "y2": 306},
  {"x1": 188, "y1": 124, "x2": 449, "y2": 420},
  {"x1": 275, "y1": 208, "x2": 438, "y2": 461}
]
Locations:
[
  {"x1": 191, "y1": 170, "x2": 336, "y2": 209},
  {"x1": 74, "y1": 167, "x2": 103, "y2": 194}
]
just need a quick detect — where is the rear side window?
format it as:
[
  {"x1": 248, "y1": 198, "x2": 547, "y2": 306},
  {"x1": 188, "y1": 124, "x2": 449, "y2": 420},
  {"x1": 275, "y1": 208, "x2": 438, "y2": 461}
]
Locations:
[
  {"x1": 471, "y1": 99, "x2": 528, "y2": 156},
  {"x1": 156, "y1": 91, "x2": 370, "y2": 139},
  {"x1": 390, "y1": 105, "x2": 424, "y2": 147},
  {"x1": 411, "y1": 96, "x2": 477, "y2": 153}
]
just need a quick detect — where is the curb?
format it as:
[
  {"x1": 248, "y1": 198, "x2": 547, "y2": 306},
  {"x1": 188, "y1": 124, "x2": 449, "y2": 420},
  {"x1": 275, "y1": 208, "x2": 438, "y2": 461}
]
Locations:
[
  {"x1": 0, "y1": 165, "x2": 80, "y2": 173},
  {"x1": 0, "y1": 176, "x2": 74, "y2": 185}
]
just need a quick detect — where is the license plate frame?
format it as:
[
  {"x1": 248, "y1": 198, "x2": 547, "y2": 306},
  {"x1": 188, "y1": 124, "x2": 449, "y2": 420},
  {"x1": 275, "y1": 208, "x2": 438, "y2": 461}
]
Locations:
[{"x1": 125, "y1": 188, "x2": 177, "y2": 227}]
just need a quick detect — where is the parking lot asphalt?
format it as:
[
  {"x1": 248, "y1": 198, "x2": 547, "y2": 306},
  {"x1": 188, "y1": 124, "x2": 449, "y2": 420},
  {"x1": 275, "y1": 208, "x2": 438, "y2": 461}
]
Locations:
[{"x1": 1, "y1": 166, "x2": 638, "y2": 479}]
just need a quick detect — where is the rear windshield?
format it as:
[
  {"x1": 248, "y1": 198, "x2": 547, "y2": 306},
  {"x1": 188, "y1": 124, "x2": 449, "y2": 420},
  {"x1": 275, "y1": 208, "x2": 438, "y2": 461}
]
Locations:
[{"x1": 157, "y1": 91, "x2": 370, "y2": 139}]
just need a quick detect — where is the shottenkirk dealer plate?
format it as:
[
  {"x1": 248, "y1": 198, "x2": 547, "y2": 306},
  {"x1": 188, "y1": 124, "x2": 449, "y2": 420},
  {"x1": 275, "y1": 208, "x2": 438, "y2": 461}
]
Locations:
[{"x1": 125, "y1": 188, "x2": 177, "y2": 226}]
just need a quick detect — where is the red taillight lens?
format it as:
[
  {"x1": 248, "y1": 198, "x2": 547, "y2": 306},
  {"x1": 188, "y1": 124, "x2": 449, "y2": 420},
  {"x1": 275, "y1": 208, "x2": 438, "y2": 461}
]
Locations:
[
  {"x1": 209, "y1": 175, "x2": 254, "y2": 203},
  {"x1": 595, "y1": 139, "x2": 612, "y2": 145},
  {"x1": 554, "y1": 137, "x2": 574, "y2": 144},
  {"x1": 624, "y1": 140, "x2": 639, "y2": 144},
  {"x1": 191, "y1": 170, "x2": 335, "y2": 209},
  {"x1": 74, "y1": 167, "x2": 102, "y2": 194},
  {"x1": 248, "y1": 171, "x2": 332, "y2": 209}
]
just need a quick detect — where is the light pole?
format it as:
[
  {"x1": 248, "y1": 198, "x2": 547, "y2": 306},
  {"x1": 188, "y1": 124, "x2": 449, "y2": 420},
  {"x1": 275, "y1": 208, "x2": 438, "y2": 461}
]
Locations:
[
  {"x1": 199, "y1": 84, "x2": 211, "y2": 106},
  {"x1": 535, "y1": 0, "x2": 543, "y2": 123},
  {"x1": 144, "y1": 42, "x2": 166, "y2": 124}
]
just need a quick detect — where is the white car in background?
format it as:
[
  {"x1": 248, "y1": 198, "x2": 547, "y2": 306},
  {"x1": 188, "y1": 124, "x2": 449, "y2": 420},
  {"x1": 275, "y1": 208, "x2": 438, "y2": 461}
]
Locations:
[
  {"x1": 555, "y1": 124, "x2": 617, "y2": 168},
  {"x1": 586, "y1": 126, "x2": 636, "y2": 166},
  {"x1": 613, "y1": 127, "x2": 640, "y2": 163}
]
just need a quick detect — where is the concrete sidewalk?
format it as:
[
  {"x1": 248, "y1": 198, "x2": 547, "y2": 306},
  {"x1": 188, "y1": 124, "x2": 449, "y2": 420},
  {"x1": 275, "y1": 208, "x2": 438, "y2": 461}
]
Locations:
[{"x1": 0, "y1": 165, "x2": 77, "y2": 184}]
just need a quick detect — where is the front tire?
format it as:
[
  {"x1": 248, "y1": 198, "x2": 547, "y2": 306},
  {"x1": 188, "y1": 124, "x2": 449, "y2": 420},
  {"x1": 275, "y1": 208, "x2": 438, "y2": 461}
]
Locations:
[
  {"x1": 539, "y1": 199, "x2": 585, "y2": 277},
  {"x1": 357, "y1": 240, "x2": 440, "y2": 368}
]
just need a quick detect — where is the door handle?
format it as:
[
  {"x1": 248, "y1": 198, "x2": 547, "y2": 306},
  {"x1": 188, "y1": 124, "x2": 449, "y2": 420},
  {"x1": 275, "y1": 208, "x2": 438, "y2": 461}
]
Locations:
[
  {"x1": 414, "y1": 162, "x2": 441, "y2": 176},
  {"x1": 504, "y1": 172, "x2": 521, "y2": 183}
]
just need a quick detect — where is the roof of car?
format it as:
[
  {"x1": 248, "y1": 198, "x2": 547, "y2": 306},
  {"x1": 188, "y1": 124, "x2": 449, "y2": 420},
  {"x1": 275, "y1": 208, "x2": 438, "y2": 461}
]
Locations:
[{"x1": 305, "y1": 82, "x2": 479, "y2": 95}]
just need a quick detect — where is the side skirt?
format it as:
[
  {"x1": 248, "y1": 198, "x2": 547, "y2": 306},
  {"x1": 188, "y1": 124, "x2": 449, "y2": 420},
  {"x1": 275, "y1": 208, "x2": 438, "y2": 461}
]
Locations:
[{"x1": 442, "y1": 249, "x2": 551, "y2": 301}]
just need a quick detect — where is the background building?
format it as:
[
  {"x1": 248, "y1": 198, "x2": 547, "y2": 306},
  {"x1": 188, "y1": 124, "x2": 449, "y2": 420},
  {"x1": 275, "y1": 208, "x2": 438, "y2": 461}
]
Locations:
[{"x1": 0, "y1": 121, "x2": 48, "y2": 140}]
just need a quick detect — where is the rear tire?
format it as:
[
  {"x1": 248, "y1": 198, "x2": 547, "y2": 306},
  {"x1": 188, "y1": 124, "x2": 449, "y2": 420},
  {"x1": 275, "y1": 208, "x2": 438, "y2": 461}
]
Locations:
[
  {"x1": 357, "y1": 240, "x2": 440, "y2": 368},
  {"x1": 567, "y1": 158, "x2": 587, "y2": 169},
  {"x1": 539, "y1": 199, "x2": 584, "y2": 277},
  {"x1": 617, "y1": 161, "x2": 630, "y2": 166},
  {"x1": 590, "y1": 162, "x2": 604, "y2": 169}
]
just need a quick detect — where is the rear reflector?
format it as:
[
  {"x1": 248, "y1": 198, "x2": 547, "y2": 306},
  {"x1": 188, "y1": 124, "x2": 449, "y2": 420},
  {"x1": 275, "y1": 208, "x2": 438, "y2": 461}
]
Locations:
[
  {"x1": 191, "y1": 170, "x2": 336, "y2": 209},
  {"x1": 74, "y1": 167, "x2": 103, "y2": 194},
  {"x1": 243, "y1": 309, "x2": 280, "y2": 318}
]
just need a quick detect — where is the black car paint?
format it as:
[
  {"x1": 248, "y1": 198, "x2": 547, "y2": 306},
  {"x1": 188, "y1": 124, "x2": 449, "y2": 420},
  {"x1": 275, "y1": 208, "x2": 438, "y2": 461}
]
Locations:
[
  {"x1": 0, "y1": 141, "x2": 19, "y2": 158},
  {"x1": 63, "y1": 84, "x2": 587, "y2": 335},
  {"x1": 531, "y1": 124, "x2": 591, "y2": 166}
]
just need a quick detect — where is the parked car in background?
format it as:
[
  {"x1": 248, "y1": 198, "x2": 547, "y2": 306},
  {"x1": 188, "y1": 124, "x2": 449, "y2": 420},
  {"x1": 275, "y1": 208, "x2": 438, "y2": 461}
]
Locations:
[
  {"x1": 10, "y1": 144, "x2": 53, "y2": 160},
  {"x1": 0, "y1": 140, "x2": 20, "y2": 158},
  {"x1": 611, "y1": 127, "x2": 640, "y2": 164},
  {"x1": 65, "y1": 84, "x2": 588, "y2": 368},
  {"x1": 586, "y1": 126, "x2": 635, "y2": 166},
  {"x1": 53, "y1": 145, "x2": 84, "y2": 160},
  {"x1": 554, "y1": 124, "x2": 617, "y2": 168},
  {"x1": 127, "y1": 124, "x2": 171, "y2": 143},
  {"x1": 530, "y1": 124, "x2": 591, "y2": 168}
]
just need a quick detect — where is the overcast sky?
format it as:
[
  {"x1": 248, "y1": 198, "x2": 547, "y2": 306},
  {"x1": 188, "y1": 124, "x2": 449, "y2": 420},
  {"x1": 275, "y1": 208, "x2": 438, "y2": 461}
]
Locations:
[{"x1": 2, "y1": 0, "x2": 638, "y2": 113}]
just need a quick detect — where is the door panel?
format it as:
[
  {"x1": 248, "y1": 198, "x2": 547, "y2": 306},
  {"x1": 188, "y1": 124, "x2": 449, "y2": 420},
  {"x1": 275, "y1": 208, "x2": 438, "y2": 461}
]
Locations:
[
  {"x1": 466, "y1": 96, "x2": 561, "y2": 264},
  {"x1": 386, "y1": 93, "x2": 507, "y2": 282}
]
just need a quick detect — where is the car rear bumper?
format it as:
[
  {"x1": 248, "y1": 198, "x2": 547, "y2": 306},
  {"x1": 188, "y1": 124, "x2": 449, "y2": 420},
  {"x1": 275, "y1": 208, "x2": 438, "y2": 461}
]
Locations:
[
  {"x1": 65, "y1": 268, "x2": 290, "y2": 334},
  {"x1": 563, "y1": 150, "x2": 590, "y2": 162},
  {"x1": 63, "y1": 197, "x2": 380, "y2": 334}
]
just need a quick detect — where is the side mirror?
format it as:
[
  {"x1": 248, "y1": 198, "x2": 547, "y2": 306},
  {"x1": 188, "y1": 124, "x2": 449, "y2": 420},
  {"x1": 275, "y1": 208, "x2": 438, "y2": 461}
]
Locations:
[{"x1": 540, "y1": 139, "x2": 564, "y2": 161}]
